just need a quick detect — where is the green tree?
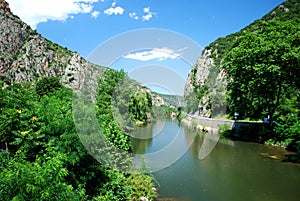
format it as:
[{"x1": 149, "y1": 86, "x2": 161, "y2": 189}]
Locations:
[
  {"x1": 0, "y1": 76, "x2": 157, "y2": 200},
  {"x1": 223, "y1": 19, "x2": 300, "y2": 122},
  {"x1": 96, "y1": 69, "x2": 132, "y2": 151},
  {"x1": 273, "y1": 90, "x2": 300, "y2": 151},
  {"x1": 36, "y1": 77, "x2": 62, "y2": 97},
  {"x1": 129, "y1": 91, "x2": 152, "y2": 122}
]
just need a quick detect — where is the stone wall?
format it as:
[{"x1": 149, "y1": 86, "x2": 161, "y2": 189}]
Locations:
[{"x1": 182, "y1": 114, "x2": 263, "y2": 136}]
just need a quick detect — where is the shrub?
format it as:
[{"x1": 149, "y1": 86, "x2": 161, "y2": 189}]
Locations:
[{"x1": 36, "y1": 77, "x2": 62, "y2": 97}]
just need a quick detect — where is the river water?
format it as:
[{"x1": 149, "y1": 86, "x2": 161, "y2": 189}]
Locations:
[{"x1": 131, "y1": 120, "x2": 300, "y2": 201}]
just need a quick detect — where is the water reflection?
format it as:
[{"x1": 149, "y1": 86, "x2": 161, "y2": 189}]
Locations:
[
  {"x1": 132, "y1": 120, "x2": 194, "y2": 172},
  {"x1": 131, "y1": 120, "x2": 300, "y2": 201},
  {"x1": 131, "y1": 123, "x2": 153, "y2": 154}
]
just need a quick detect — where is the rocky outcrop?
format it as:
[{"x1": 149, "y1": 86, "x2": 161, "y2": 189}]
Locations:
[
  {"x1": 184, "y1": 47, "x2": 226, "y2": 117},
  {"x1": 0, "y1": 0, "x2": 10, "y2": 15},
  {"x1": 0, "y1": 0, "x2": 105, "y2": 90},
  {"x1": 184, "y1": 49, "x2": 215, "y2": 96},
  {"x1": 184, "y1": 0, "x2": 297, "y2": 117},
  {"x1": 0, "y1": 0, "x2": 175, "y2": 108},
  {"x1": 0, "y1": 0, "x2": 30, "y2": 77}
]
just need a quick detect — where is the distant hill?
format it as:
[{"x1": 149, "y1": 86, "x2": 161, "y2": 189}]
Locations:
[{"x1": 153, "y1": 92, "x2": 183, "y2": 108}]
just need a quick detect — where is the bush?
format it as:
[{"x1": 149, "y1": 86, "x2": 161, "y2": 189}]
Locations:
[
  {"x1": 36, "y1": 77, "x2": 62, "y2": 97},
  {"x1": 218, "y1": 123, "x2": 232, "y2": 137}
]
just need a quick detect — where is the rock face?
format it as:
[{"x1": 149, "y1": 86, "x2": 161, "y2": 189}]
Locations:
[
  {"x1": 184, "y1": 49, "x2": 215, "y2": 96},
  {"x1": 0, "y1": 0, "x2": 173, "y2": 107},
  {"x1": 0, "y1": 0, "x2": 10, "y2": 15},
  {"x1": 184, "y1": 46, "x2": 227, "y2": 117},
  {"x1": 0, "y1": 0, "x2": 104, "y2": 90}
]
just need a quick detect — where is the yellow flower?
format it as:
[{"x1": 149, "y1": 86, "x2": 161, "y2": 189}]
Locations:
[
  {"x1": 21, "y1": 131, "x2": 28, "y2": 135},
  {"x1": 16, "y1": 109, "x2": 22, "y2": 114},
  {"x1": 31, "y1": 116, "x2": 37, "y2": 121}
]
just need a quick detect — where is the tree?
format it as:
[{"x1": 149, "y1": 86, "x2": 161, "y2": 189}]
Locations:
[
  {"x1": 36, "y1": 77, "x2": 62, "y2": 97},
  {"x1": 129, "y1": 91, "x2": 152, "y2": 122},
  {"x1": 223, "y1": 19, "x2": 300, "y2": 122},
  {"x1": 0, "y1": 78, "x2": 157, "y2": 200}
]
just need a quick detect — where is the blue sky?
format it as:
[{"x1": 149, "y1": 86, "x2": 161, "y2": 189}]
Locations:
[{"x1": 7, "y1": 0, "x2": 285, "y2": 95}]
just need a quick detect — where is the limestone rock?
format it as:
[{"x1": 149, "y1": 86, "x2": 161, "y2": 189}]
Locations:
[{"x1": 0, "y1": 0, "x2": 105, "y2": 91}]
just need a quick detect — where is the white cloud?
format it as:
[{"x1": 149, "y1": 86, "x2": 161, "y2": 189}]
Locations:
[
  {"x1": 123, "y1": 48, "x2": 182, "y2": 61},
  {"x1": 143, "y1": 7, "x2": 150, "y2": 13},
  {"x1": 142, "y1": 6, "x2": 156, "y2": 21},
  {"x1": 129, "y1": 12, "x2": 139, "y2": 20},
  {"x1": 104, "y1": 6, "x2": 124, "y2": 15},
  {"x1": 7, "y1": 0, "x2": 99, "y2": 29},
  {"x1": 128, "y1": 7, "x2": 156, "y2": 22},
  {"x1": 142, "y1": 13, "x2": 153, "y2": 21},
  {"x1": 103, "y1": 2, "x2": 124, "y2": 15},
  {"x1": 91, "y1": 11, "x2": 100, "y2": 18}
]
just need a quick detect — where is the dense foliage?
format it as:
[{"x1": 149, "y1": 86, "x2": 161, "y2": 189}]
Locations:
[
  {"x1": 0, "y1": 76, "x2": 157, "y2": 200},
  {"x1": 186, "y1": 0, "x2": 300, "y2": 117},
  {"x1": 35, "y1": 77, "x2": 63, "y2": 97},
  {"x1": 129, "y1": 91, "x2": 152, "y2": 122},
  {"x1": 224, "y1": 19, "x2": 300, "y2": 120},
  {"x1": 223, "y1": 19, "x2": 300, "y2": 153},
  {"x1": 184, "y1": 0, "x2": 300, "y2": 156}
]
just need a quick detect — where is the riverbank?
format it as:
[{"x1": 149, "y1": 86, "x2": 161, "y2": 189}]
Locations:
[
  {"x1": 181, "y1": 113, "x2": 263, "y2": 136},
  {"x1": 181, "y1": 114, "x2": 300, "y2": 164}
]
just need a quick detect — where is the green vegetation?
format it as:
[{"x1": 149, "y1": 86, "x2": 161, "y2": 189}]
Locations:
[
  {"x1": 185, "y1": 0, "x2": 300, "y2": 158},
  {"x1": 0, "y1": 73, "x2": 157, "y2": 200},
  {"x1": 224, "y1": 19, "x2": 300, "y2": 121},
  {"x1": 186, "y1": 0, "x2": 300, "y2": 116},
  {"x1": 218, "y1": 123, "x2": 231, "y2": 137},
  {"x1": 223, "y1": 18, "x2": 300, "y2": 155},
  {"x1": 129, "y1": 91, "x2": 152, "y2": 122},
  {"x1": 36, "y1": 77, "x2": 63, "y2": 97}
]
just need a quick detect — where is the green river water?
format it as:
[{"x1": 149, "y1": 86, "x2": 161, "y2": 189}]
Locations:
[{"x1": 131, "y1": 120, "x2": 300, "y2": 201}]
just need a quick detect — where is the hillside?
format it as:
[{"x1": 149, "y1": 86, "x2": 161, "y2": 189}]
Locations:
[
  {"x1": 184, "y1": 0, "x2": 300, "y2": 117},
  {"x1": 183, "y1": 0, "x2": 300, "y2": 156},
  {"x1": 0, "y1": 0, "x2": 103, "y2": 89}
]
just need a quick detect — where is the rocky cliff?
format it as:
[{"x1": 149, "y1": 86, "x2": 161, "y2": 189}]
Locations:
[
  {"x1": 0, "y1": 0, "x2": 171, "y2": 107},
  {"x1": 184, "y1": 0, "x2": 300, "y2": 116},
  {"x1": 0, "y1": 0, "x2": 104, "y2": 90}
]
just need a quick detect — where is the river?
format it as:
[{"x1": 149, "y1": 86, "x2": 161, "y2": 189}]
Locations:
[{"x1": 131, "y1": 120, "x2": 300, "y2": 201}]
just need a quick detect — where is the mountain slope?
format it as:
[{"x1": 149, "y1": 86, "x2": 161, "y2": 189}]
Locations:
[
  {"x1": 0, "y1": 0, "x2": 171, "y2": 108},
  {"x1": 0, "y1": 0, "x2": 104, "y2": 89},
  {"x1": 184, "y1": 0, "x2": 300, "y2": 116}
]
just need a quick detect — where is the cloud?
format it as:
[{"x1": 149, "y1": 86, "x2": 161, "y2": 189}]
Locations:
[
  {"x1": 104, "y1": 6, "x2": 124, "y2": 15},
  {"x1": 143, "y1": 7, "x2": 150, "y2": 13},
  {"x1": 7, "y1": 0, "x2": 99, "y2": 29},
  {"x1": 129, "y1": 12, "x2": 139, "y2": 20},
  {"x1": 103, "y1": 2, "x2": 124, "y2": 15},
  {"x1": 142, "y1": 7, "x2": 156, "y2": 21},
  {"x1": 128, "y1": 7, "x2": 156, "y2": 21},
  {"x1": 142, "y1": 13, "x2": 153, "y2": 21},
  {"x1": 91, "y1": 11, "x2": 100, "y2": 18},
  {"x1": 123, "y1": 48, "x2": 182, "y2": 61}
]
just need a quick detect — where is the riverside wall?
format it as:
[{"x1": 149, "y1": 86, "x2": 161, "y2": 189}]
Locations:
[{"x1": 182, "y1": 114, "x2": 263, "y2": 137}]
